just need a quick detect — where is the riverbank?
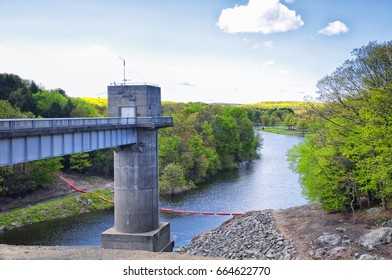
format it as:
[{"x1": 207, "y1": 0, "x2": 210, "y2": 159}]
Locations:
[
  {"x1": 0, "y1": 174, "x2": 114, "y2": 230},
  {"x1": 259, "y1": 127, "x2": 306, "y2": 136}
]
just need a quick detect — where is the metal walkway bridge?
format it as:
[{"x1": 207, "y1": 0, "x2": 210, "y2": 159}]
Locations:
[{"x1": 0, "y1": 116, "x2": 173, "y2": 167}]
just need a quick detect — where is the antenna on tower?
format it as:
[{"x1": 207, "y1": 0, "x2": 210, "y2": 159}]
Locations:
[{"x1": 119, "y1": 56, "x2": 126, "y2": 85}]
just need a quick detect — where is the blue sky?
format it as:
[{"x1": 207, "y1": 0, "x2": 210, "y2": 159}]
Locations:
[{"x1": 0, "y1": 0, "x2": 391, "y2": 103}]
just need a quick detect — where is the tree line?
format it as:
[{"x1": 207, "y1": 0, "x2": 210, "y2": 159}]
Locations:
[
  {"x1": 239, "y1": 102, "x2": 311, "y2": 134},
  {"x1": 0, "y1": 74, "x2": 260, "y2": 197},
  {"x1": 288, "y1": 41, "x2": 392, "y2": 217}
]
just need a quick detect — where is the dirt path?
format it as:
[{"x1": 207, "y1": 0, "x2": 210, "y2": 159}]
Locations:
[{"x1": 273, "y1": 205, "x2": 392, "y2": 260}]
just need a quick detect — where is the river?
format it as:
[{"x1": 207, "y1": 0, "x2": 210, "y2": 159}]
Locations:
[{"x1": 0, "y1": 131, "x2": 307, "y2": 249}]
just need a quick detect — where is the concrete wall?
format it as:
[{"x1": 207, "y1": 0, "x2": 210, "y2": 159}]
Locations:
[{"x1": 108, "y1": 85, "x2": 162, "y2": 118}]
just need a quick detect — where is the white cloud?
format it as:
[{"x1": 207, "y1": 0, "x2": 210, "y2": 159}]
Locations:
[
  {"x1": 318, "y1": 20, "x2": 349, "y2": 36},
  {"x1": 217, "y1": 0, "x2": 304, "y2": 34},
  {"x1": 263, "y1": 60, "x2": 276, "y2": 67},
  {"x1": 284, "y1": 0, "x2": 294, "y2": 3}
]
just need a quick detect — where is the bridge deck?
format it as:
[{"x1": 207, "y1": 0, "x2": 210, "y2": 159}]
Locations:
[{"x1": 0, "y1": 116, "x2": 173, "y2": 166}]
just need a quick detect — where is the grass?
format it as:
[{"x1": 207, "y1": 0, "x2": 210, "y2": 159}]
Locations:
[
  {"x1": 259, "y1": 127, "x2": 307, "y2": 136},
  {"x1": 0, "y1": 189, "x2": 113, "y2": 229}
]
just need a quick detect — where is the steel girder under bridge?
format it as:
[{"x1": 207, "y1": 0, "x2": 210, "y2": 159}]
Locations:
[{"x1": 0, "y1": 116, "x2": 173, "y2": 166}]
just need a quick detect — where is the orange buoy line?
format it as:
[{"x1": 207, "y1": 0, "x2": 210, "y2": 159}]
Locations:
[
  {"x1": 55, "y1": 173, "x2": 244, "y2": 216},
  {"x1": 54, "y1": 173, "x2": 114, "y2": 204}
]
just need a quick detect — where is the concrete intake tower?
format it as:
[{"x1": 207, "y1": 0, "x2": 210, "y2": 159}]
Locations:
[{"x1": 101, "y1": 83, "x2": 174, "y2": 252}]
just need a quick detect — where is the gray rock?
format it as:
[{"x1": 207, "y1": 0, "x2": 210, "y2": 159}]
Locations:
[
  {"x1": 314, "y1": 248, "x2": 326, "y2": 258},
  {"x1": 11, "y1": 222, "x2": 23, "y2": 228},
  {"x1": 176, "y1": 210, "x2": 297, "y2": 260},
  {"x1": 314, "y1": 234, "x2": 342, "y2": 246},
  {"x1": 330, "y1": 246, "x2": 347, "y2": 255},
  {"x1": 336, "y1": 227, "x2": 346, "y2": 233},
  {"x1": 0, "y1": 226, "x2": 5, "y2": 231},
  {"x1": 359, "y1": 254, "x2": 376, "y2": 260},
  {"x1": 366, "y1": 207, "x2": 382, "y2": 216},
  {"x1": 341, "y1": 238, "x2": 351, "y2": 245},
  {"x1": 359, "y1": 227, "x2": 392, "y2": 249},
  {"x1": 86, "y1": 199, "x2": 93, "y2": 206},
  {"x1": 382, "y1": 219, "x2": 392, "y2": 228}
]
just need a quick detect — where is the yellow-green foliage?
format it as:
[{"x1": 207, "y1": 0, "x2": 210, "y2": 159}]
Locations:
[
  {"x1": 81, "y1": 97, "x2": 108, "y2": 116},
  {"x1": 81, "y1": 97, "x2": 108, "y2": 107},
  {"x1": 240, "y1": 101, "x2": 307, "y2": 111}
]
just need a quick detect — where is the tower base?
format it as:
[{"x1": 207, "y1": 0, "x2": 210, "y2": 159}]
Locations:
[{"x1": 101, "y1": 222, "x2": 173, "y2": 252}]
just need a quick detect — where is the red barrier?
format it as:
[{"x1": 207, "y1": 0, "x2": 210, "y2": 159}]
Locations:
[
  {"x1": 216, "y1": 212, "x2": 231, "y2": 216},
  {"x1": 232, "y1": 213, "x2": 244, "y2": 216},
  {"x1": 200, "y1": 211, "x2": 215, "y2": 215},
  {"x1": 159, "y1": 208, "x2": 173, "y2": 213},
  {"x1": 159, "y1": 209, "x2": 243, "y2": 216},
  {"x1": 54, "y1": 173, "x2": 113, "y2": 204},
  {"x1": 185, "y1": 211, "x2": 201, "y2": 215},
  {"x1": 56, "y1": 173, "x2": 244, "y2": 217}
]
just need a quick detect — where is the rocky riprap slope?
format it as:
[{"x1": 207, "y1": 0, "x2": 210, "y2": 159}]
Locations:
[{"x1": 176, "y1": 210, "x2": 297, "y2": 260}]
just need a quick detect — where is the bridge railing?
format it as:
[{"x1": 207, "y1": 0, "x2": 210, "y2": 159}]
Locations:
[{"x1": 0, "y1": 116, "x2": 173, "y2": 131}]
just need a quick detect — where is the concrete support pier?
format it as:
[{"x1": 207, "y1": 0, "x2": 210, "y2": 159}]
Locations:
[{"x1": 101, "y1": 84, "x2": 173, "y2": 252}]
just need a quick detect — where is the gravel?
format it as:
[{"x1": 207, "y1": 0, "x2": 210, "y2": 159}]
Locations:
[{"x1": 176, "y1": 210, "x2": 297, "y2": 260}]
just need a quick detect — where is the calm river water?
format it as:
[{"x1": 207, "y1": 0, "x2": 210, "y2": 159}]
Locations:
[{"x1": 0, "y1": 131, "x2": 307, "y2": 249}]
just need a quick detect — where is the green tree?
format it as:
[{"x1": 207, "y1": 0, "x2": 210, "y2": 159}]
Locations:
[
  {"x1": 0, "y1": 100, "x2": 25, "y2": 118},
  {"x1": 30, "y1": 158, "x2": 64, "y2": 190},
  {"x1": 295, "y1": 119, "x2": 308, "y2": 134},
  {"x1": 160, "y1": 163, "x2": 186, "y2": 195},
  {"x1": 0, "y1": 73, "x2": 40, "y2": 113},
  {"x1": 260, "y1": 115, "x2": 270, "y2": 128},
  {"x1": 284, "y1": 114, "x2": 296, "y2": 130},
  {"x1": 0, "y1": 73, "x2": 24, "y2": 101},
  {"x1": 33, "y1": 90, "x2": 69, "y2": 117},
  {"x1": 70, "y1": 98, "x2": 100, "y2": 117},
  {"x1": 70, "y1": 153, "x2": 92, "y2": 173},
  {"x1": 269, "y1": 116, "x2": 279, "y2": 127},
  {"x1": 288, "y1": 41, "x2": 392, "y2": 213},
  {"x1": 213, "y1": 114, "x2": 240, "y2": 168},
  {"x1": 89, "y1": 149, "x2": 114, "y2": 178}
]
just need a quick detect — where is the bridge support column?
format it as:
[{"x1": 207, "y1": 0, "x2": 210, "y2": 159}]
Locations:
[
  {"x1": 102, "y1": 129, "x2": 172, "y2": 251},
  {"x1": 101, "y1": 84, "x2": 173, "y2": 252}
]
